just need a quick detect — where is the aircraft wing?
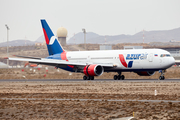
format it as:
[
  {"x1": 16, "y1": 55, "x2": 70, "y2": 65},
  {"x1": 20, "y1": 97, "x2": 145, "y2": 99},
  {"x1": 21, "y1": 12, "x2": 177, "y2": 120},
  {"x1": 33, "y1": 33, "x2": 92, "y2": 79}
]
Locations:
[
  {"x1": 13, "y1": 55, "x2": 41, "y2": 60},
  {"x1": 7, "y1": 57, "x2": 114, "y2": 67}
]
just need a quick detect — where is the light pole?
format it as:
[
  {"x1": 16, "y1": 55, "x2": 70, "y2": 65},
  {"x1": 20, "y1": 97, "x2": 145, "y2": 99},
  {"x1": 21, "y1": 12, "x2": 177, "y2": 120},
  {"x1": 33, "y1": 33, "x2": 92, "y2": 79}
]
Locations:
[
  {"x1": 5, "y1": 24, "x2": 9, "y2": 68},
  {"x1": 82, "y1": 28, "x2": 86, "y2": 50}
]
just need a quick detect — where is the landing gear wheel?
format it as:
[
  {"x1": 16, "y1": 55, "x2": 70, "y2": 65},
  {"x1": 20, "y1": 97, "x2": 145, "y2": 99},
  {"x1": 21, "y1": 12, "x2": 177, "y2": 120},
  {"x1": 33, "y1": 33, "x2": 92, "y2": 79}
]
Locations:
[
  {"x1": 90, "y1": 76, "x2": 94, "y2": 80},
  {"x1": 159, "y1": 70, "x2": 166, "y2": 80},
  {"x1": 87, "y1": 76, "x2": 90, "y2": 80},
  {"x1": 114, "y1": 74, "x2": 125, "y2": 80},
  {"x1": 114, "y1": 75, "x2": 118, "y2": 80},
  {"x1": 83, "y1": 76, "x2": 87, "y2": 80},
  {"x1": 159, "y1": 76, "x2": 165, "y2": 80},
  {"x1": 121, "y1": 75, "x2": 125, "y2": 80},
  {"x1": 118, "y1": 75, "x2": 125, "y2": 80},
  {"x1": 118, "y1": 75, "x2": 121, "y2": 80}
]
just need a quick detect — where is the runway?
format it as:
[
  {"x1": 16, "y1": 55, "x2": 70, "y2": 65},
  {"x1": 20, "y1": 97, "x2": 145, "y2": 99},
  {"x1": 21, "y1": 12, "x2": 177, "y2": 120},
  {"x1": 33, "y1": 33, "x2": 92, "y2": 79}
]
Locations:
[
  {"x1": 0, "y1": 79, "x2": 180, "y2": 82},
  {"x1": 1, "y1": 98, "x2": 180, "y2": 103}
]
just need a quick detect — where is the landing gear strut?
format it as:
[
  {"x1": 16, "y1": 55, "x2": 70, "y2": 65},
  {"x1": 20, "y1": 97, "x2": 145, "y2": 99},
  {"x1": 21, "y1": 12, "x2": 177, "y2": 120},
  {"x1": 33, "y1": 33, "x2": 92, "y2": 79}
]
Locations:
[
  {"x1": 114, "y1": 72, "x2": 125, "y2": 80},
  {"x1": 83, "y1": 76, "x2": 94, "y2": 80},
  {"x1": 159, "y1": 70, "x2": 165, "y2": 80}
]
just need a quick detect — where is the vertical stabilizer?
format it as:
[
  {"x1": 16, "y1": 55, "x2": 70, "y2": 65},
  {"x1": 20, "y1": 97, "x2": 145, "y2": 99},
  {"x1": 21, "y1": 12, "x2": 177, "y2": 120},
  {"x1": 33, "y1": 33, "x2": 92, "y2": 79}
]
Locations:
[{"x1": 41, "y1": 19, "x2": 64, "y2": 55}]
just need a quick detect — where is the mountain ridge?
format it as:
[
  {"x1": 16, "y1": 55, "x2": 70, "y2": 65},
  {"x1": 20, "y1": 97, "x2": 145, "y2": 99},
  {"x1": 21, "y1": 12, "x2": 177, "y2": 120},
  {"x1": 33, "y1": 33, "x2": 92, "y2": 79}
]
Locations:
[
  {"x1": 0, "y1": 27, "x2": 180, "y2": 47},
  {"x1": 68, "y1": 27, "x2": 180, "y2": 44}
]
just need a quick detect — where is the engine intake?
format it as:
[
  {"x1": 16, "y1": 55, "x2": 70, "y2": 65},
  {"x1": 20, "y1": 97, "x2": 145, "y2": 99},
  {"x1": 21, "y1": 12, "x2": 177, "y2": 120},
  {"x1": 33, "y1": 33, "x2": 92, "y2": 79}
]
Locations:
[
  {"x1": 83, "y1": 64, "x2": 104, "y2": 76},
  {"x1": 136, "y1": 71, "x2": 155, "y2": 76}
]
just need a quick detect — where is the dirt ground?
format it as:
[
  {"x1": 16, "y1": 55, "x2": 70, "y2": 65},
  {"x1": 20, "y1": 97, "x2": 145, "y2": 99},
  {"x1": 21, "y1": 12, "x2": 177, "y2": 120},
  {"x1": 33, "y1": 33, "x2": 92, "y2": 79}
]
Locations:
[{"x1": 0, "y1": 81, "x2": 180, "y2": 120}]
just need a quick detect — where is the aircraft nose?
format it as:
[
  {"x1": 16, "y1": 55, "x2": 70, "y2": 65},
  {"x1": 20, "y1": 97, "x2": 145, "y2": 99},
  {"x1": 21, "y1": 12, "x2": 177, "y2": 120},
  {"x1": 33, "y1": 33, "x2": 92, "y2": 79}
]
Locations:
[{"x1": 169, "y1": 57, "x2": 175, "y2": 66}]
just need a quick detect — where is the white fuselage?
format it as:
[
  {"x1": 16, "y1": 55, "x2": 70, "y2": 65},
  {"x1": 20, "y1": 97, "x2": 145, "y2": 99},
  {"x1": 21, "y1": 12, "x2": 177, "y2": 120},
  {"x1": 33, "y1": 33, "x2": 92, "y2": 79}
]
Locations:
[{"x1": 66, "y1": 49, "x2": 175, "y2": 72}]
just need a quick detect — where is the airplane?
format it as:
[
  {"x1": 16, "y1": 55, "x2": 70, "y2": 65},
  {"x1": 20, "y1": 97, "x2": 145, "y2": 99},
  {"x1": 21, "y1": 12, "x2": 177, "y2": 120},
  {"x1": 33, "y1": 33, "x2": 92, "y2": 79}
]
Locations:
[{"x1": 7, "y1": 19, "x2": 175, "y2": 80}]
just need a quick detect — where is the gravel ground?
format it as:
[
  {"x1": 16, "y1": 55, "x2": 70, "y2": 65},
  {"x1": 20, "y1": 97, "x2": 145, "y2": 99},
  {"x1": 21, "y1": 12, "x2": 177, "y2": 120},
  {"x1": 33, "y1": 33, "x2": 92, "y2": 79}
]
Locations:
[
  {"x1": 0, "y1": 99, "x2": 180, "y2": 120},
  {"x1": 0, "y1": 81, "x2": 180, "y2": 120}
]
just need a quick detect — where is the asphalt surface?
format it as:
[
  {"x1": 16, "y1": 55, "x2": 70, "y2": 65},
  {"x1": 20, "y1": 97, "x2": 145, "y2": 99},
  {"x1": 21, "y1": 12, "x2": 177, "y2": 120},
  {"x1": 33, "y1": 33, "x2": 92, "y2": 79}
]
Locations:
[{"x1": 0, "y1": 79, "x2": 180, "y2": 82}]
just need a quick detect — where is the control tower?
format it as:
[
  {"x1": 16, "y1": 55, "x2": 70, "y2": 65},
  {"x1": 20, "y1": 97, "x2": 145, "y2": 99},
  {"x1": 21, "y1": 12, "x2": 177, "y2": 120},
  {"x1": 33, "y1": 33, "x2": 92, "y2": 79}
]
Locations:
[{"x1": 57, "y1": 27, "x2": 67, "y2": 46}]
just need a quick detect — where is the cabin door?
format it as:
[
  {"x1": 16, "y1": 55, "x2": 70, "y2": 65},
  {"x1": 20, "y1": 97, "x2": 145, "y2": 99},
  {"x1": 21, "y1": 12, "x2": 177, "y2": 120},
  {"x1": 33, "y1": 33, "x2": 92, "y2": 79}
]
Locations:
[{"x1": 149, "y1": 53, "x2": 153, "y2": 62}]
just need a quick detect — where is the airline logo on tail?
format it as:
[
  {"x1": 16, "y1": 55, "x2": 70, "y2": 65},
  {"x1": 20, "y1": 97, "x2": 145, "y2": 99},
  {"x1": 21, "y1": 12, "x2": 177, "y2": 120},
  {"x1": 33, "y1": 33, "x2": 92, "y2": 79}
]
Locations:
[{"x1": 49, "y1": 36, "x2": 58, "y2": 45}]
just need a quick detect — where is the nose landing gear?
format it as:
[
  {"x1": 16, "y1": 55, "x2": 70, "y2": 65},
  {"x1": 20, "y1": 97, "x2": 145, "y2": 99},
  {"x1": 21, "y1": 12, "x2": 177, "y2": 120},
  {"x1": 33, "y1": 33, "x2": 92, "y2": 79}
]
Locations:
[
  {"x1": 159, "y1": 76, "x2": 165, "y2": 80},
  {"x1": 159, "y1": 70, "x2": 165, "y2": 80}
]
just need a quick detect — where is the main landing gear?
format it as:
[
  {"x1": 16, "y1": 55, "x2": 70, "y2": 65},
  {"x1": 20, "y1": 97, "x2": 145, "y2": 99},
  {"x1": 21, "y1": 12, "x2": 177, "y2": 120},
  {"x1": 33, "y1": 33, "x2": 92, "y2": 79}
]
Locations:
[
  {"x1": 83, "y1": 76, "x2": 94, "y2": 80},
  {"x1": 114, "y1": 72, "x2": 125, "y2": 80},
  {"x1": 159, "y1": 70, "x2": 165, "y2": 80}
]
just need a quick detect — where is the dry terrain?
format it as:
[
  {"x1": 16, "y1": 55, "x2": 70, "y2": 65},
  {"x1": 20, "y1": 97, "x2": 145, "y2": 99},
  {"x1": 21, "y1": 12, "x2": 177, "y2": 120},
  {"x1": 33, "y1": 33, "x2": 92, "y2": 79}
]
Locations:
[{"x1": 0, "y1": 81, "x2": 180, "y2": 120}]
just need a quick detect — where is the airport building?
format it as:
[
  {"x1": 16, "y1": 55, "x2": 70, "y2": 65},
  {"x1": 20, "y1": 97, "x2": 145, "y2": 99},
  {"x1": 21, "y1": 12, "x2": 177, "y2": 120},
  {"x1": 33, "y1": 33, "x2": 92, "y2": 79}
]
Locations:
[
  {"x1": 57, "y1": 27, "x2": 67, "y2": 46},
  {"x1": 100, "y1": 45, "x2": 112, "y2": 50},
  {"x1": 124, "y1": 46, "x2": 143, "y2": 49}
]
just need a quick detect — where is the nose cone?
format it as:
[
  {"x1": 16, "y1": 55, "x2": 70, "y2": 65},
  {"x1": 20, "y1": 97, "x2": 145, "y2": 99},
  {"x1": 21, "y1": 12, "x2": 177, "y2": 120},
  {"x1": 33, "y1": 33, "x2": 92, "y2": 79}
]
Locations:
[{"x1": 169, "y1": 57, "x2": 175, "y2": 66}]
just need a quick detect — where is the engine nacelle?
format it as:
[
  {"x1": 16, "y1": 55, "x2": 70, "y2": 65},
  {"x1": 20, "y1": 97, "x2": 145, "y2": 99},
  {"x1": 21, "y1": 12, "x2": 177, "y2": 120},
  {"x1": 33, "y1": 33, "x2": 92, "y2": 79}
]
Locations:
[
  {"x1": 136, "y1": 71, "x2": 155, "y2": 76},
  {"x1": 83, "y1": 64, "x2": 104, "y2": 76}
]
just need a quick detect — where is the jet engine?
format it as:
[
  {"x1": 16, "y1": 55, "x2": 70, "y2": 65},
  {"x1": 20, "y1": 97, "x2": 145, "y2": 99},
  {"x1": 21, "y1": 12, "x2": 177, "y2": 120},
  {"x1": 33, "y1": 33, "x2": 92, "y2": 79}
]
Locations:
[
  {"x1": 136, "y1": 71, "x2": 155, "y2": 76},
  {"x1": 83, "y1": 64, "x2": 104, "y2": 76}
]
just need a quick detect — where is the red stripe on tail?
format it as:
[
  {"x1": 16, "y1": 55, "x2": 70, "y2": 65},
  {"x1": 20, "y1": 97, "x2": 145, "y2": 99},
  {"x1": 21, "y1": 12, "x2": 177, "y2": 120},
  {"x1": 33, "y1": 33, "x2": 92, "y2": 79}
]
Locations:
[{"x1": 43, "y1": 28, "x2": 49, "y2": 45}]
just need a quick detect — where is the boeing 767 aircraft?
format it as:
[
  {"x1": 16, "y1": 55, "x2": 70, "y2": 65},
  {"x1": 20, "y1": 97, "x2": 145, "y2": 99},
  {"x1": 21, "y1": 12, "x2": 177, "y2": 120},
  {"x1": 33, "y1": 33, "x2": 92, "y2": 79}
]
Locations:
[{"x1": 7, "y1": 20, "x2": 175, "y2": 80}]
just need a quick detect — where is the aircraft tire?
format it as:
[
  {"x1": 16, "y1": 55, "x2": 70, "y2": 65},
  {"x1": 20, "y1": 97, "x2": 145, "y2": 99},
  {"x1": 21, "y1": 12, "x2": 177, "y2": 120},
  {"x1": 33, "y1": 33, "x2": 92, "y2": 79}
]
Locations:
[
  {"x1": 114, "y1": 75, "x2": 118, "y2": 80},
  {"x1": 121, "y1": 75, "x2": 125, "y2": 80},
  {"x1": 90, "y1": 76, "x2": 94, "y2": 80},
  {"x1": 159, "y1": 76, "x2": 165, "y2": 80},
  {"x1": 83, "y1": 76, "x2": 87, "y2": 80},
  {"x1": 117, "y1": 75, "x2": 121, "y2": 80}
]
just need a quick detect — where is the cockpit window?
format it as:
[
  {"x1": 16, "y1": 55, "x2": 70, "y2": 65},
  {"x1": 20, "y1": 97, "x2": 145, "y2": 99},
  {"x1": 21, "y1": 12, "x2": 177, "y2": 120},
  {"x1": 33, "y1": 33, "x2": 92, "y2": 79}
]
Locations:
[{"x1": 160, "y1": 54, "x2": 171, "y2": 57}]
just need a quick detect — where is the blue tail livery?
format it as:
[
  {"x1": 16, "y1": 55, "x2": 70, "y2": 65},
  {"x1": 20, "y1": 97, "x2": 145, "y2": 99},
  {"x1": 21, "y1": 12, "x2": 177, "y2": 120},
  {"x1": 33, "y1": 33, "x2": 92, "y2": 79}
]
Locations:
[{"x1": 41, "y1": 19, "x2": 64, "y2": 55}]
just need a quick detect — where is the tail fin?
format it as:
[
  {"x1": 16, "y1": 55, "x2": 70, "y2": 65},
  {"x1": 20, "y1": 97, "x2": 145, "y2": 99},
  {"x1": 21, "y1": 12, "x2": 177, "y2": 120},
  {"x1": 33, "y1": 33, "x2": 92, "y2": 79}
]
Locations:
[{"x1": 41, "y1": 19, "x2": 64, "y2": 55}]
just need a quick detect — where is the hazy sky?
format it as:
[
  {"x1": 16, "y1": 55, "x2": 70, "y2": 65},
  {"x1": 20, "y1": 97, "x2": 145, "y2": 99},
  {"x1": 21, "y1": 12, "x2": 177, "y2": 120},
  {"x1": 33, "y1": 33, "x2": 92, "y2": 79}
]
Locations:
[{"x1": 0, "y1": 0, "x2": 180, "y2": 43}]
